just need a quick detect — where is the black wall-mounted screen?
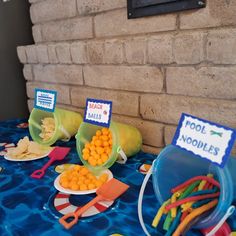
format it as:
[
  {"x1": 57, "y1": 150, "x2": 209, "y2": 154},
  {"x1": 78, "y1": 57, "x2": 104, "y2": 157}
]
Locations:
[{"x1": 127, "y1": 0, "x2": 206, "y2": 19}]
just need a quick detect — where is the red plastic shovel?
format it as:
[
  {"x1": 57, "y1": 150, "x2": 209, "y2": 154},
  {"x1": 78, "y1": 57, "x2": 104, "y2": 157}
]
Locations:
[
  {"x1": 59, "y1": 178, "x2": 129, "y2": 229},
  {"x1": 31, "y1": 147, "x2": 70, "y2": 179}
]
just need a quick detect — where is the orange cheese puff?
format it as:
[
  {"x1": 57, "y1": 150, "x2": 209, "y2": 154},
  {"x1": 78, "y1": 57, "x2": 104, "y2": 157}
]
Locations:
[
  {"x1": 105, "y1": 147, "x2": 111, "y2": 155},
  {"x1": 99, "y1": 173, "x2": 108, "y2": 183},
  {"x1": 103, "y1": 141, "x2": 109, "y2": 147},
  {"x1": 95, "y1": 139, "x2": 102, "y2": 147},
  {"x1": 74, "y1": 165, "x2": 82, "y2": 171},
  {"x1": 94, "y1": 180, "x2": 103, "y2": 188},
  {"x1": 96, "y1": 130, "x2": 102, "y2": 136},
  {"x1": 92, "y1": 153, "x2": 99, "y2": 160},
  {"x1": 90, "y1": 150, "x2": 97, "y2": 156},
  {"x1": 90, "y1": 159, "x2": 97, "y2": 166},
  {"x1": 80, "y1": 184, "x2": 88, "y2": 191},
  {"x1": 102, "y1": 128, "x2": 109, "y2": 135},
  {"x1": 101, "y1": 153, "x2": 109, "y2": 163},
  {"x1": 84, "y1": 179, "x2": 91, "y2": 185},
  {"x1": 108, "y1": 139, "x2": 112, "y2": 146},
  {"x1": 61, "y1": 180, "x2": 69, "y2": 188},
  {"x1": 97, "y1": 159, "x2": 103, "y2": 165},
  {"x1": 97, "y1": 147, "x2": 104, "y2": 155},
  {"x1": 83, "y1": 153, "x2": 90, "y2": 160},
  {"x1": 88, "y1": 183, "x2": 96, "y2": 190},
  {"x1": 80, "y1": 167, "x2": 89, "y2": 176},
  {"x1": 82, "y1": 148, "x2": 90, "y2": 154},
  {"x1": 101, "y1": 135, "x2": 109, "y2": 141},
  {"x1": 71, "y1": 183, "x2": 79, "y2": 191}
]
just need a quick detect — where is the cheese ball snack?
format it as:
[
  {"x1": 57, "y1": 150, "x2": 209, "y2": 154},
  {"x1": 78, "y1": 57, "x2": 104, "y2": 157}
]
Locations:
[
  {"x1": 76, "y1": 121, "x2": 142, "y2": 173},
  {"x1": 82, "y1": 128, "x2": 112, "y2": 167},
  {"x1": 59, "y1": 165, "x2": 109, "y2": 191}
]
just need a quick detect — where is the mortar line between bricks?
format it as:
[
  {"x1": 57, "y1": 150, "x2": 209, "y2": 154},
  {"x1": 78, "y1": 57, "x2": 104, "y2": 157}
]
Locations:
[
  {"x1": 81, "y1": 66, "x2": 85, "y2": 85},
  {"x1": 75, "y1": 0, "x2": 79, "y2": 15},
  {"x1": 68, "y1": 86, "x2": 72, "y2": 105},
  {"x1": 92, "y1": 16, "x2": 96, "y2": 38},
  {"x1": 25, "y1": 61, "x2": 236, "y2": 67}
]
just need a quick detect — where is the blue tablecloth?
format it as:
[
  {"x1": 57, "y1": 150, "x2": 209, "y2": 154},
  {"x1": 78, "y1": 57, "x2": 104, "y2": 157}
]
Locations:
[{"x1": 0, "y1": 119, "x2": 235, "y2": 236}]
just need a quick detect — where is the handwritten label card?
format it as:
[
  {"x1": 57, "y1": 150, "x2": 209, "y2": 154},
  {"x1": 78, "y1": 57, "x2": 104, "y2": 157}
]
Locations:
[
  {"x1": 84, "y1": 98, "x2": 112, "y2": 127},
  {"x1": 34, "y1": 88, "x2": 57, "y2": 112},
  {"x1": 172, "y1": 113, "x2": 236, "y2": 167}
]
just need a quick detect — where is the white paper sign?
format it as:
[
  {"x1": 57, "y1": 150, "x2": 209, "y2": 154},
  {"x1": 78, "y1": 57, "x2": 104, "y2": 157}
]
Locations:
[
  {"x1": 34, "y1": 88, "x2": 57, "y2": 112},
  {"x1": 84, "y1": 98, "x2": 112, "y2": 127},
  {"x1": 172, "y1": 113, "x2": 235, "y2": 167}
]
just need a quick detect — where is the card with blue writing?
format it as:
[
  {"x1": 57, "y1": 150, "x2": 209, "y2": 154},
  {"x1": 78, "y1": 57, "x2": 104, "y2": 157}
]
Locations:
[
  {"x1": 172, "y1": 113, "x2": 236, "y2": 167},
  {"x1": 34, "y1": 88, "x2": 57, "y2": 112},
  {"x1": 84, "y1": 98, "x2": 112, "y2": 128}
]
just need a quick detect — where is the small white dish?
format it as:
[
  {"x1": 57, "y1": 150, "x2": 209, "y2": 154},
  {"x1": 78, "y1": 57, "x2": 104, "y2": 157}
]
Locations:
[
  {"x1": 4, "y1": 150, "x2": 52, "y2": 162},
  {"x1": 54, "y1": 169, "x2": 113, "y2": 195}
]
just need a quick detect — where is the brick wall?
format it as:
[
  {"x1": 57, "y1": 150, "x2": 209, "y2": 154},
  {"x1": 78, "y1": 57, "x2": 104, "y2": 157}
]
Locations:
[{"x1": 17, "y1": 0, "x2": 236, "y2": 154}]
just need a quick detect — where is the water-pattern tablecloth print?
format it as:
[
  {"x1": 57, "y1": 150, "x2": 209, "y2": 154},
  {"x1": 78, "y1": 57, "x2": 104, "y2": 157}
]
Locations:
[{"x1": 0, "y1": 119, "x2": 235, "y2": 236}]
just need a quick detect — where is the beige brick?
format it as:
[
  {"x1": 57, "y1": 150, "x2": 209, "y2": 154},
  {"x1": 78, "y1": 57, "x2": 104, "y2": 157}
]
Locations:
[
  {"x1": 140, "y1": 94, "x2": 236, "y2": 127},
  {"x1": 77, "y1": 0, "x2": 126, "y2": 15},
  {"x1": 95, "y1": 9, "x2": 176, "y2": 37},
  {"x1": 70, "y1": 42, "x2": 87, "y2": 64},
  {"x1": 48, "y1": 44, "x2": 58, "y2": 64},
  {"x1": 142, "y1": 145, "x2": 162, "y2": 155},
  {"x1": 180, "y1": 0, "x2": 236, "y2": 29},
  {"x1": 124, "y1": 38, "x2": 146, "y2": 64},
  {"x1": 27, "y1": 99, "x2": 34, "y2": 112},
  {"x1": 25, "y1": 45, "x2": 38, "y2": 63},
  {"x1": 55, "y1": 104, "x2": 84, "y2": 114},
  {"x1": 36, "y1": 45, "x2": 49, "y2": 64},
  {"x1": 173, "y1": 32, "x2": 204, "y2": 64},
  {"x1": 166, "y1": 67, "x2": 236, "y2": 99},
  {"x1": 33, "y1": 64, "x2": 83, "y2": 85},
  {"x1": 148, "y1": 34, "x2": 173, "y2": 64},
  {"x1": 164, "y1": 125, "x2": 176, "y2": 145},
  {"x1": 27, "y1": 81, "x2": 71, "y2": 104},
  {"x1": 23, "y1": 65, "x2": 34, "y2": 81},
  {"x1": 104, "y1": 40, "x2": 123, "y2": 64},
  {"x1": 87, "y1": 41, "x2": 105, "y2": 64},
  {"x1": 84, "y1": 65, "x2": 163, "y2": 93},
  {"x1": 71, "y1": 86, "x2": 139, "y2": 116},
  {"x1": 112, "y1": 114, "x2": 164, "y2": 147},
  {"x1": 17, "y1": 46, "x2": 27, "y2": 64},
  {"x1": 32, "y1": 25, "x2": 43, "y2": 43},
  {"x1": 30, "y1": 0, "x2": 76, "y2": 23},
  {"x1": 207, "y1": 29, "x2": 236, "y2": 64},
  {"x1": 55, "y1": 43, "x2": 72, "y2": 64},
  {"x1": 41, "y1": 17, "x2": 93, "y2": 42}
]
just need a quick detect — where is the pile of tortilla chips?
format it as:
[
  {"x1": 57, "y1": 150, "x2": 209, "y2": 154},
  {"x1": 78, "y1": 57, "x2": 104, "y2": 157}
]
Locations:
[
  {"x1": 39, "y1": 117, "x2": 55, "y2": 141},
  {"x1": 7, "y1": 136, "x2": 52, "y2": 159}
]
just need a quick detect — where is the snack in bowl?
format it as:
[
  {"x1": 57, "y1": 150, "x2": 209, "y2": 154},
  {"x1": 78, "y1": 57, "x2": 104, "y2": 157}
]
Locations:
[
  {"x1": 39, "y1": 117, "x2": 55, "y2": 141},
  {"x1": 59, "y1": 165, "x2": 109, "y2": 191},
  {"x1": 81, "y1": 128, "x2": 113, "y2": 167},
  {"x1": 6, "y1": 136, "x2": 52, "y2": 159}
]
